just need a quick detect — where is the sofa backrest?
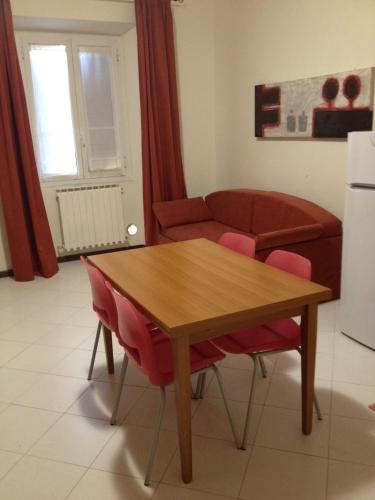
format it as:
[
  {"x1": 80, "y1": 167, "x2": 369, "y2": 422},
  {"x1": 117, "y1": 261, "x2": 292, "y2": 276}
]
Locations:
[
  {"x1": 206, "y1": 189, "x2": 341, "y2": 237},
  {"x1": 205, "y1": 190, "x2": 261, "y2": 233},
  {"x1": 252, "y1": 192, "x2": 316, "y2": 234},
  {"x1": 269, "y1": 192, "x2": 342, "y2": 237},
  {"x1": 153, "y1": 197, "x2": 213, "y2": 229}
]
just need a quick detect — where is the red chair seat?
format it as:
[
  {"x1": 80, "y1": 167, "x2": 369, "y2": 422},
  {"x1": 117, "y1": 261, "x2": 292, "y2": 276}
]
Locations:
[
  {"x1": 214, "y1": 319, "x2": 300, "y2": 355},
  {"x1": 151, "y1": 331, "x2": 225, "y2": 386}
]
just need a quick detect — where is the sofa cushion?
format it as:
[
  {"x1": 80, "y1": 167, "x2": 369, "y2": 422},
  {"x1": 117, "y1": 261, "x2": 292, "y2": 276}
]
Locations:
[
  {"x1": 153, "y1": 197, "x2": 213, "y2": 229},
  {"x1": 162, "y1": 220, "x2": 254, "y2": 243},
  {"x1": 255, "y1": 223, "x2": 323, "y2": 250},
  {"x1": 205, "y1": 190, "x2": 261, "y2": 232},
  {"x1": 252, "y1": 192, "x2": 316, "y2": 234}
]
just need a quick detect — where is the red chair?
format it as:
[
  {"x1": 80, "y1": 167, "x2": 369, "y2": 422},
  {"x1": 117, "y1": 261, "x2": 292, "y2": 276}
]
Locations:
[
  {"x1": 194, "y1": 232, "x2": 256, "y2": 399},
  {"x1": 81, "y1": 256, "x2": 157, "y2": 380},
  {"x1": 81, "y1": 256, "x2": 118, "y2": 380},
  {"x1": 218, "y1": 232, "x2": 256, "y2": 258},
  {"x1": 106, "y1": 281, "x2": 239, "y2": 486},
  {"x1": 212, "y1": 250, "x2": 322, "y2": 449}
]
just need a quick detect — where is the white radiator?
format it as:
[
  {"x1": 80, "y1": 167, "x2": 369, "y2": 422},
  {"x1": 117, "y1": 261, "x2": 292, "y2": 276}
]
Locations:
[{"x1": 56, "y1": 184, "x2": 127, "y2": 254}]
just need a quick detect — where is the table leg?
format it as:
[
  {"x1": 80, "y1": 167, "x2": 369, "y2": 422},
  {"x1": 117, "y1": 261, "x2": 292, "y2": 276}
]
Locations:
[
  {"x1": 300, "y1": 303, "x2": 318, "y2": 435},
  {"x1": 171, "y1": 336, "x2": 192, "y2": 483},
  {"x1": 103, "y1": 326, "x2": 114, "y2": 374}
]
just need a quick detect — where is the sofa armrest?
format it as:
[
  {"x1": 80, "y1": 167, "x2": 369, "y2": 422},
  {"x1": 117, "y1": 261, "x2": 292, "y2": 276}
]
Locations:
[{"x1": 255, "y1": 223, "x2": 323, "y2": 250}]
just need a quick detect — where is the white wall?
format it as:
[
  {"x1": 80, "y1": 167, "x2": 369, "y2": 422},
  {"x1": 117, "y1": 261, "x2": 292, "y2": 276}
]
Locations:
[
  {"x1": 173, "y1": 0, "x2": 217, "y2": 197},
  {"x1": 214, "y1": 0, "x2": 375, "y2": 219},
  {"x1": 0, "y1": 0, "x2": 217, "y2": 272}
]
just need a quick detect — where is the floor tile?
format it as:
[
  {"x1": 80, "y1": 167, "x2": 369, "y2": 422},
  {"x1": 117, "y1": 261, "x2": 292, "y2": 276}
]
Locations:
[
  {"x1": 27, "y1": 305, "x2": 79, "y2": 325},
  {"x1": 46, "y1": 290, "x2": 90, "y2": 309},
  {"x1": 275, "y1": 350, "x2": 333, "y2": 380},
  {"x1": 29, "y1": 414, "x2": 115, "y2": 466},
  {"x1": 329, "y1": 415, "x2": 375, "y2": 465},
  {"x1": 35, "y1": 324, "x2": 93, "y2": 349},
  {"x1": 220, "y1": 352, "x2": 277, "y2": 374},
  {"x1": 0, "y1": 450, "x2": 22, "y2": 480},
  {"x1": 49, "y1": 349, "x2": 107, "y2": 379},
  {"x1": 92, "y1": 424, "x2": 177, "y2": 482},
  {"x1": 126, "y1": 388, "x2": 199, "y2": 432},
  {"x1": 68, "y1": 307, "x2": 99, "y2": 328},
  {"x1": 240, "y1": 446, "x2": 327, "y2": 500},
  {"x1": 0, "y1": 341, "x2": 29, "y2": 366},
  {"x1": 0, "y1": 320, "x2": 55, "y2": 343},
  {"x1": 163, "y1": 435, "x2": 250, "y2": 497},
  {"x1": 332, "y1": 381, "x2": 375, "y2": 421},
  {"x1": 6, "y1": 345, "x2": 72, "y2": 373},
  {"x1": 0, "y1": 317, "x2": 20, "y2": 335},
  {"x1": 266, "y1": 374, "x2": 331, "y2": 414},
  {"x1": 205, "y1": 366, "x2": 270, "y2": 404},
  {"x1": 192, "y1": 397, "x2": 263, "y2": 445},
  {"x1": 334, "y1": 332, "x2": 374, "y2": 357},
  {"x1": 154, "y1": 483, "x2": 236, "y2": 500},
  {"x1": 15, "y1": 374, "x2": 89, "y2": 412},
  {"x1": 0, "y1": 405, "x2": 60, "y2": 453},
  {"x1": 327, "y1": 460, "x2": 375, "y2": 500},
  {"x1": 0, "y1": 456, "x2": 85, "y2": 500},
  {"x1": 0, "y1": 262, "x2": 374, "y2": 499},
  {"x1": 333, "y1": 352, "x2": 375, "y2": 386},
  {"x1": 0, "y1": 368, "x2": 40, "y2": 403},
  {"x1": 318, "y1": 301, "x2": 338, "y2": 332},
  {"x1": 317, "y1": 331, "x2": 335, "y2": 354},
  {"x1": 96, "y1": 355, "x2": 150, "y2": 387},
  {"x1": 67, "y1": 381, "x2": 145, "y2": 422},
  {"x1": 255, "y1": 406, "x2": 329, "y2": 457},
  {"x1": 66, "y1": 469, "x2": 155, "y2": 500}
]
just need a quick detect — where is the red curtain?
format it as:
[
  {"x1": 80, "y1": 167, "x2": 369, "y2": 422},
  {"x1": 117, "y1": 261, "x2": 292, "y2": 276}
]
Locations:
[
  {"x1": 135, "y1": 0, "x2": 187, "y2": 245},
  {"x1": 0, "y1": 0, "x2": 58, "y2": 280}
]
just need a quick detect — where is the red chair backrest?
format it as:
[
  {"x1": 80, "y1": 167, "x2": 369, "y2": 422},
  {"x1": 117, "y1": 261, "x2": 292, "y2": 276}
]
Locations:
[
  {"x1": 265, "y1": 250, "x2": 311, "y2": 280},
  {"x1": 80, "y1": 256, "x2": 118, "y2": 332},
  {"x1": 106, "y1": 281, "x2": 160, "y2": 380},
  {"x1": 218, "y1": 232, "x2": 256, "y2": 258}
]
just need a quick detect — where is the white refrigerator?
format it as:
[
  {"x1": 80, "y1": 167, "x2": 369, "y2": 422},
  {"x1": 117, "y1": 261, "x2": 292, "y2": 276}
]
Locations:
[{"x1": 340, "y1": 131, "x2": 375, "y2": 350}]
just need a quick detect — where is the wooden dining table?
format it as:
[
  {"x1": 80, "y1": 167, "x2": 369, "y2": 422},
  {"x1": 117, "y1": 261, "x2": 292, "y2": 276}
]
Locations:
[{"x1": 89, "y1": 238, "x2": 331, "y2": 483}]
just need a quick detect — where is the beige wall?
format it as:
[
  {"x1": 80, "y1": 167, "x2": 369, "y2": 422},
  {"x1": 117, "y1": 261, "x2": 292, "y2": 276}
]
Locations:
[
  {"x1": 4, "y1": 0, "x2": 373, "y2": 273},
  {"x1": 173, "y1": 0, "x2": 217, "y2": 197},
  {"x1": 214, "y1": 0, "x2": 375, "y2": 219},
  {"x1": 0, "y1": 0, "x2": 217, "y2": 272}
]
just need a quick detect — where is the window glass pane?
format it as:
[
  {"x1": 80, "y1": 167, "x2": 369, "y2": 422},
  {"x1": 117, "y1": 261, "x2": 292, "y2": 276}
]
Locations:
[
  {"x1": 79, "y1": 49, "x2": 120, "y2": 171},
  {"x1": 29, "y1": 45, "x2": 78, "y2": 177}
]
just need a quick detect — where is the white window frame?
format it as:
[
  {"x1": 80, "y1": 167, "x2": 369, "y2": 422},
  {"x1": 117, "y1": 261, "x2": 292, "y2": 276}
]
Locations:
[{"x1": 16, "y1": 32, "x2": 131, "y2": 185}]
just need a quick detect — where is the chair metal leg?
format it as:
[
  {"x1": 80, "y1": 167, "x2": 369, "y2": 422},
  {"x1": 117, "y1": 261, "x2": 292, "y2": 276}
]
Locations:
[
  {"x1": 314, "y1": 393, "x2": 323, "y2": 420},
  {"x1": 144, "y1": 386, "x2": 166, "y2": 486},
  {"x1": 258, "y1": 355, "x2": 268, "y2": 378},
  {"x1": 211, "y1": 365, "x2": 240, "y2": 449},
  {"x1": 193, "y1": 373, "x2": 203, "y2": 399},
  {"x1": 296, "y1": 348, "x2": 323, "y2": 420},
  {"x1": 198, "y1": 372, "x2": 207, "y2": 399},
  {"x1": 88, "y1": 320, "x2": 102, "y2": 380},
  {"x1": 110, "y1": 353, "x2": 129, "y2": 425},
  {"x1": 241, "y1": 354, "x2": 258, "y2": 450}
]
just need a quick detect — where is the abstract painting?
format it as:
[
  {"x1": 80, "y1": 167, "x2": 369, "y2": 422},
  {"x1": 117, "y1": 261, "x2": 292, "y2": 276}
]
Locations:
[{"x1": 255, "y1": 68, "x2": 373, "y2": 138}]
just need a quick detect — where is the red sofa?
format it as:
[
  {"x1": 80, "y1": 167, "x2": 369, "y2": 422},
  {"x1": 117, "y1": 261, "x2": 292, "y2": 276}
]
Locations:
[{"x1": 153, "y1": 189, "x2": 342, "y2": 299}]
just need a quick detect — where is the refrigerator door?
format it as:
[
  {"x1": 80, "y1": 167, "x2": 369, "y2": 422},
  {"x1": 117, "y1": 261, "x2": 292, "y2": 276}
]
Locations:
[
  {"x1": 347, "y1": 131, "x2": 375, "y2": 187},
  {"x1": 340, "y1": 186, "x2": 375, "y2": 349}
]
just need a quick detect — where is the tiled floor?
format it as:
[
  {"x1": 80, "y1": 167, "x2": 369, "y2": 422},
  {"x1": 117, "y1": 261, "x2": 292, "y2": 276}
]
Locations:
[{"x1": 0, "y1": 260, "x2": 375, "y2": 499}]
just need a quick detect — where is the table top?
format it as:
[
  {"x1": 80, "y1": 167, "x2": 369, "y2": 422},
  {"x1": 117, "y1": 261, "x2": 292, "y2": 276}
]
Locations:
[{"x1": 89, "y1": 239, "x2": 331, "y2": 338}]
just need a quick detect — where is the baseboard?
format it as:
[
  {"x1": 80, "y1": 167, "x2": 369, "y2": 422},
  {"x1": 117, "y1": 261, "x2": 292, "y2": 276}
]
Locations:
[
  {"x1": 0, "y1": 245, "x2": 145, "y2": 279},
  {"x1": 0, "y1": 269, "x2": 13, "y2": 278}
]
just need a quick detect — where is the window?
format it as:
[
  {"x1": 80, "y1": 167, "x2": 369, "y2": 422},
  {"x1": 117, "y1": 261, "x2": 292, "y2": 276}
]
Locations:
[{"x1": 17, "y1": 33, "x2": 127, "y2": 182}]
